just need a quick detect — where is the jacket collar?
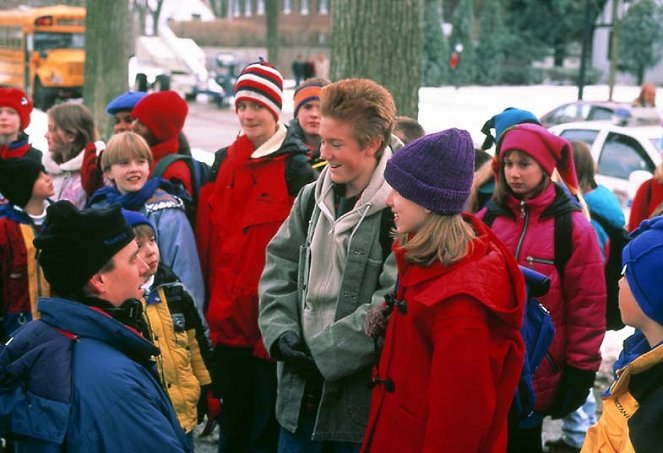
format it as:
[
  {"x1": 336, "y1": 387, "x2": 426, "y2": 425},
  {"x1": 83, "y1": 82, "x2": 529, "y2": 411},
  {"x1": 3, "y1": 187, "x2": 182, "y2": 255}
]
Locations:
[
  {"x1": 37, "y1": 297, "x2": 159, "y2": 359},
  {"x1": 42, "y1": 146, "x2": 85, "y2": 174}
]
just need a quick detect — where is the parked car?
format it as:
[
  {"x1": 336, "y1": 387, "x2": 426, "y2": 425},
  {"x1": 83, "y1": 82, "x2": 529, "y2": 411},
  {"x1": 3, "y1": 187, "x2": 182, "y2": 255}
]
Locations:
[
  {"x1": 540, "y1": 100, "x2": 661, "y2": 128},
  {"x1": 549, "y1": 121, "x2": 662, "y2": 218},
  {"x1": 540, "y1": 101, "x2": 627, "y2": 128}
]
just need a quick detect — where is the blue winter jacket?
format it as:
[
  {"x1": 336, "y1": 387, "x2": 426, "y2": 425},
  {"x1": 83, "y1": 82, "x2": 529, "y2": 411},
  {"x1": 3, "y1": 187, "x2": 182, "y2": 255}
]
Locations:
[
  {"x1": 0, "y1": 297, "x2": 189, "y2": 452},
  {"x1": 583, "y1": 184, "x2": 626, "y2": 258}
]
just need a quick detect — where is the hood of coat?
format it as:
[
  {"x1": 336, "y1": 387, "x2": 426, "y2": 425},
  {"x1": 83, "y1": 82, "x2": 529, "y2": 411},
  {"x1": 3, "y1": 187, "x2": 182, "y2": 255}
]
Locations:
[
  {"x1": 42, "y1": 147, "x2": 84, "y2": 175},
  {"x1": 313, "y1": 145, "x2": 394, "y2": 235},
  {"x1": 37, "y1": 297, "x2": 159, "y2": 358},
  {"x1": 395, "y1": 213, "x2": 526, "y2": 330},
  {"x1": 584, "y1": 184, "x2": 626, "y2": 230}
]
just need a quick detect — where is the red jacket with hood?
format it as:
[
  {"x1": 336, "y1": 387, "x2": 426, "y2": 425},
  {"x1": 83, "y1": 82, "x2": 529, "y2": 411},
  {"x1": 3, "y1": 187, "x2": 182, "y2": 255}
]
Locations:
[
  {"x1": 362, "y1": 215, "x2": 526, "y2": 453},
  {"x1": 478, "y1": 183, "x2": 606, "y2": 410}
]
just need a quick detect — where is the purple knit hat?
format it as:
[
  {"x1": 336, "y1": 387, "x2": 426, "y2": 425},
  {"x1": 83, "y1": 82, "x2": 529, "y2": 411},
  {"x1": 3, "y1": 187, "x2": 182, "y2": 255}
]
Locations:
[{"x1": 384, "y1": 128, "x2": 475, "y2": 214}]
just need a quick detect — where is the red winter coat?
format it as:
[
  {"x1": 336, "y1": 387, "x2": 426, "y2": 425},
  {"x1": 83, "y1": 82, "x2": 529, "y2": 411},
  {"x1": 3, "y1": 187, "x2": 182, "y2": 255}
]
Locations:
[
  {"x1": 196, "y1": 135, "x2": 295, "y2": 359},
  {"x1": 628, "y1": 177, "x2": 663, "y2": 232},
  {"x1": 478, "y1": 184, "x2": 606, "y2": 411},
  {"x1": 0, "y1": 207, "x2": 50, "y2": 338},
  {"x1": 362, "y1": 215, "x2": 525, "y2": 453}
]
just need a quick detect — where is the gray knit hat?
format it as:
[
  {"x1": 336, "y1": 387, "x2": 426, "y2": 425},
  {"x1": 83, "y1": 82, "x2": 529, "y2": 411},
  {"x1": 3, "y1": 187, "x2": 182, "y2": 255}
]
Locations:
[{"x1": 384, "y1": 128, "x2": 474, "y2": 214}]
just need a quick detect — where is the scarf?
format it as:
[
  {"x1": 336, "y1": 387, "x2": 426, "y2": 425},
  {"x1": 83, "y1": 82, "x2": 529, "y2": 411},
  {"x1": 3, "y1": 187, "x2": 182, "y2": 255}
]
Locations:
[
  {"x1": 87, "y1": 177, "x2": 173, "y2": 210},
  {"x1": 0, "y1": 136, "x2": 31, "y2": 159}
]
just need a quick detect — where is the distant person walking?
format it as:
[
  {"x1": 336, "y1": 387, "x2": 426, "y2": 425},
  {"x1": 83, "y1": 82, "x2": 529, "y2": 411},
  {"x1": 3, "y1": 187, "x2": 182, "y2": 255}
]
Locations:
[
  {"x1": 632, "y1": 82, "x2": 657, "y2": 107},
  {"x1": 292, "y1": 54, "x2": 306, "y2": 87}
]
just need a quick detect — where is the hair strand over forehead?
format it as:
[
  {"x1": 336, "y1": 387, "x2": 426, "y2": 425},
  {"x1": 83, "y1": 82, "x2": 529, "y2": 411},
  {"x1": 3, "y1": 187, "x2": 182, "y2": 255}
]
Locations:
[{"x1": 101, "y1": 131, "x2": 153, "y2": 172}]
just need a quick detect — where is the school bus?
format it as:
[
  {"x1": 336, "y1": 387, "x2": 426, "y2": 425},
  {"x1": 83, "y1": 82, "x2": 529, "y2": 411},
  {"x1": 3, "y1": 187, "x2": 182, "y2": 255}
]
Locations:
[{"x1": 0, "y1": 5, "x2": 85, "y2": 110}]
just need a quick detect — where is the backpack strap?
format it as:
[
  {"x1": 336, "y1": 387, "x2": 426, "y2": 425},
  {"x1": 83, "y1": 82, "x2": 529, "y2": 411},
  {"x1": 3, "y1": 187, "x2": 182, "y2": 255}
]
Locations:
[
  {"x1": 152, "y1": 154, "x2": 186, "y2": 179},
  {"x1": 553, "y1": 210, "x2": 573, "y2": 281},
  {"x1": 482, "y1": 210, "x2": 497, "y2": 228},
  {"x1": 210, "y1": 147, "x2": 228, "y2": 182}
]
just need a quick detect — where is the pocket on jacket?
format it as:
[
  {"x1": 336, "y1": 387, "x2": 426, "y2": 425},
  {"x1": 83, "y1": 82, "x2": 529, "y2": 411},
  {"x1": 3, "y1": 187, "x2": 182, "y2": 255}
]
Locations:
[{"x1": 392, "y1": 405, "x2": 425, "y2": 450}]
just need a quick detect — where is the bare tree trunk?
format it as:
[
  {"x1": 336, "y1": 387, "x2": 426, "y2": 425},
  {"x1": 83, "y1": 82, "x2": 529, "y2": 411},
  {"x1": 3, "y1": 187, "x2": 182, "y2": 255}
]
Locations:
[
  {"x1": 266, "y1": 0, "x2": 279, "y2": 66},
  {"x1": 84, "y1": 0, "x2": 129, "y2": 139},
  {"x1": 151, "y1": 0, "x2": 165, "y2": 35},
  {"x1": 330, "y1": 0, "x2": 423, "y2": 118}
]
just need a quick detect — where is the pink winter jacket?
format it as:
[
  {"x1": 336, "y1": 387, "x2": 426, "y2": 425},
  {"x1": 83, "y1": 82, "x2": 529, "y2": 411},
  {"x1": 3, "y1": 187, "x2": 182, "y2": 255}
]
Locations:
[{"x1": 478, "y1": 184, "x2": 606, "y2": 411}]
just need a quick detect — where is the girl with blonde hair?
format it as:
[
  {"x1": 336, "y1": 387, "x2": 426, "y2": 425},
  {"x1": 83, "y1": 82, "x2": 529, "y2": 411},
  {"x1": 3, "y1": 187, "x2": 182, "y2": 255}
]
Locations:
[{"x1": 362, "y1": 129, "x2": 526, "y2": 452}]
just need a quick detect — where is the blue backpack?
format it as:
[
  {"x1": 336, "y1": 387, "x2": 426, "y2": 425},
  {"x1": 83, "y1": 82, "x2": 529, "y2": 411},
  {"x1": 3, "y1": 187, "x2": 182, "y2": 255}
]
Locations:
[{"x1": 515, "y1": 265, "x2": 555, "y2": 426}]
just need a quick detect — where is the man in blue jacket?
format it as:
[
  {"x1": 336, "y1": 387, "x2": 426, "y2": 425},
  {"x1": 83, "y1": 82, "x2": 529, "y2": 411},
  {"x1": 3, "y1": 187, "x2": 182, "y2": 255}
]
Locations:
[{"x1": 0, "y1": 201, "x2": 190, "y2": 452}]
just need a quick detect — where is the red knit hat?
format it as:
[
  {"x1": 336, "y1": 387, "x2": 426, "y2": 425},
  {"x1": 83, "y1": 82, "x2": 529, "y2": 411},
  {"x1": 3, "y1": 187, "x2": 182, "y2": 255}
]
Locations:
[
  {"x1": 234, "y1": 59, "x2": 283, "y2": 121},
  {"x1": 131, "y1": 90, "x2": 188, "y2": 142},
  {"x1": 498, "y1": 123, "x2": 579, "y2": 196},
  {"x1": 0, "y1": 87, "x2": 33, "y2": 129}
]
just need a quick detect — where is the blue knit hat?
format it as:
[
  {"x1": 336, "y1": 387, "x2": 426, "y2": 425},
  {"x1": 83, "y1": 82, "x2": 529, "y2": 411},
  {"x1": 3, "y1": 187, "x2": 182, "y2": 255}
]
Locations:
[
  {"x1": 623, "y1": 216, "x2": 663, "y2": 324},
  {"x1": 122, "y1": 209, "x2": 156, "y2": 236},
  {"x1": 480, "y1": 107, "x2": 541, "y2": 150},
  {"x1": 384, "y1": 128, "x2": 474, "y2": 215},
  {"x1": 106, "y1": 91, "x2": 147, "y2": 115}
]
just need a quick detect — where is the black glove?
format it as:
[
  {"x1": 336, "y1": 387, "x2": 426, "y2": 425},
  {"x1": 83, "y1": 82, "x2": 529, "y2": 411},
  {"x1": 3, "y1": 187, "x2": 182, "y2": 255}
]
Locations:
[
  {"x1": 550, "y1": 365, "x2": 596, "y2": 419},
  {"x1": 273, "y1": 331, "x2": 321, "y2": 380}
]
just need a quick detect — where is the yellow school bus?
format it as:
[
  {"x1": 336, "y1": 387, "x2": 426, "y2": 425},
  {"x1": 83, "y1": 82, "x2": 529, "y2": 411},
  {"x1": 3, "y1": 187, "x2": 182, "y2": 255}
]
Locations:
[{"x1": 0, "y1": 5, "x2": 85, "y2": 110}]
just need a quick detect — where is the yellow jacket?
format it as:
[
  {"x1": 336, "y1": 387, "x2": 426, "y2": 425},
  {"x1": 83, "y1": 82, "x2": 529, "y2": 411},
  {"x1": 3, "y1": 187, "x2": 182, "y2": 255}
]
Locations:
[
  {"x1": 582, "y1": 336, "x2": 663, "y2": 452},
  {"x1": 143, "y1": 273, "x2": 212, "y2": 433}
]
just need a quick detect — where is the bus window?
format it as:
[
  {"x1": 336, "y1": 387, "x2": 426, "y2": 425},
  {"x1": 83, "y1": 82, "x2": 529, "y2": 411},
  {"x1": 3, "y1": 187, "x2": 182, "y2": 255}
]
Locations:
[{"x1": 33, "y1": 32, "x2": 85, "y2": 52}]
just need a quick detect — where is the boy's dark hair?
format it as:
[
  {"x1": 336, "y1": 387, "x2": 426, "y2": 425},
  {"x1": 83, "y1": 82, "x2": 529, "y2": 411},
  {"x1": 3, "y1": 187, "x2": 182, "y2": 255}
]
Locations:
[
  {"x1": 474, "y1": 148, "x2": 492, "y2": 171},
  {"x1": 394, "y1": 116, "x2": 425, "y2": 145}
]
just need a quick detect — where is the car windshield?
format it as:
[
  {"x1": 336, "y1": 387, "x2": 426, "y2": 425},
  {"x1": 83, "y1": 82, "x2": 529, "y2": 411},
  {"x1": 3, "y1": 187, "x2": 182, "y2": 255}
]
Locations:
[
  {"x1": 33, "y1": 32, "x2": 85, "y2": 51},
  {"x1": 650, "y1": 138, "x2": 661, "y2": 152}
]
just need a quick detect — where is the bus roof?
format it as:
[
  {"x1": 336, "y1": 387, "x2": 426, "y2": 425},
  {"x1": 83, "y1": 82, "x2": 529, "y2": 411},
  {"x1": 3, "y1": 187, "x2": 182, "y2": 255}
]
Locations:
[{"x1": 0, "y1": 5, "x2": 85, "y2": 28}]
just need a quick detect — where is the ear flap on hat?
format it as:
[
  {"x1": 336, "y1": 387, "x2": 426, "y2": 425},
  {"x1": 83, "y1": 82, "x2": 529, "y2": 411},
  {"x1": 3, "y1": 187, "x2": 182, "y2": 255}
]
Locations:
[{"x1": 480, "y1": 116, "x2": 496, "y2": 150}]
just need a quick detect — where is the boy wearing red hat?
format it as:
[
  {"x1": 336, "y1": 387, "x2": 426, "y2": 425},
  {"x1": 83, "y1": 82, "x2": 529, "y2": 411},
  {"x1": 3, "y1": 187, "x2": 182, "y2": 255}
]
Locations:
[
  {"x1": 195, "y1": 59, "x2": 314, "y2": 452},
  {"x1": 0, "y1": 87, "x2": 42, "y2": 162},
  {"x1": 130, "y1": 90, "x2": 193, "y2": 196}
]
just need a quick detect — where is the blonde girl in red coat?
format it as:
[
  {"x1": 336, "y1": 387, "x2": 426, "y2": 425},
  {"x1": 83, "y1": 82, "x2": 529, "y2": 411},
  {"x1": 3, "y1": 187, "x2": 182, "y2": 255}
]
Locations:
[{"x1": 362, "y1": 129, "x2": 526, "y2": 453}]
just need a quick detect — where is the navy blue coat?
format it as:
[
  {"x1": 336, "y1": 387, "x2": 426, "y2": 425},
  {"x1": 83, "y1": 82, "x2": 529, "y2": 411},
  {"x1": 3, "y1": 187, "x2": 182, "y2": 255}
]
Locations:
[{"x1": 0, "y1": 297, "x2": 189, "y2": 452}]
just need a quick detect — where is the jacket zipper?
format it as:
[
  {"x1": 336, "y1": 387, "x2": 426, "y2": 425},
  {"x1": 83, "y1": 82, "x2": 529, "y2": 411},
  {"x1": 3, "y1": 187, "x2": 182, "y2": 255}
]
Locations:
[
  {"x1": 514, "y1": 200, "x2": 529, "y2": 262},
  {"x1": 544, "y1": 352, "x2": 558, "y2": 374},
  {"x1": 526, "y1": 256, "x2": 555, "y2": 267}
]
